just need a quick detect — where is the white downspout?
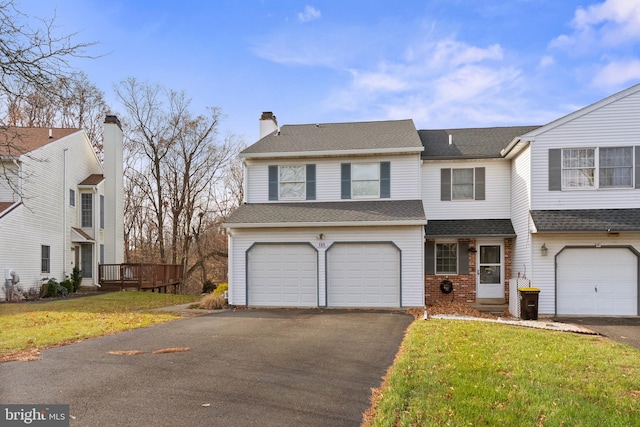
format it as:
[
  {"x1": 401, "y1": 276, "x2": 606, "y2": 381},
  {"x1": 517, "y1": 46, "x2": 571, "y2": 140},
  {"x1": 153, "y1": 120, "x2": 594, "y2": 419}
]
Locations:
[{"x1": 63, "y1": 148, "x2": 68, "y2": 279}]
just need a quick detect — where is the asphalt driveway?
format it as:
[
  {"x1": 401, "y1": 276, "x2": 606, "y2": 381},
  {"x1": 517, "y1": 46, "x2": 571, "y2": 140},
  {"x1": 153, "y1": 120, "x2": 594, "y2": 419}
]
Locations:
[
  {"x1": 0, "y1": 309, "x2": 413, "y2": 426},
  {"x1": 553, "y1": 316, "x2": 640, "y2": 350}
]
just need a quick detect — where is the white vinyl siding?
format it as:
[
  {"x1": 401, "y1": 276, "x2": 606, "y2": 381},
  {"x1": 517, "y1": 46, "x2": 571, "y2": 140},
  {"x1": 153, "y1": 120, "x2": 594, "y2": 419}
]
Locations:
[
  {"x1": 422, "y1": 159, "x2": 511, "y2": 219},
  {"x1": 245, "y1": 154, "x2": 421, "y2": 203},
  {"x1": 517, "y1": 234, "x2": 640, "y2": 315},
  {"x1": 509, "y1": 145, "x2": 533, "y2": 293},
  {"x1": 228, "y1": 226, "x2": 424, "y2": 307},
  {"x1": 531, "y1": 88, "x2": 640, "y2": 210},
  {"x1": 0, "y1": 131, "x2": 105, "y2": 299}
]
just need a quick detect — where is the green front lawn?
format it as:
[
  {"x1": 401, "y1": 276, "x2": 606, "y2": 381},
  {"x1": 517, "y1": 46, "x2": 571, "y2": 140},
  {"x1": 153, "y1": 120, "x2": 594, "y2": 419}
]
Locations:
[
  {"x1": 0, "y1": 292, "x2": 200, "y2": 360},
  {"x1": 365, "y1": 319, "x2": 640, "y2": 427}
]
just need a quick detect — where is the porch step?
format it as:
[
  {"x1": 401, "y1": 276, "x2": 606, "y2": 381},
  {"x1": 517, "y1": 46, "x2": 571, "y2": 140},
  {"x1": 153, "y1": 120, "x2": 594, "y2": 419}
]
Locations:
[{"x1": 470, "y1": 303, "x2": 509, "y2": 316}]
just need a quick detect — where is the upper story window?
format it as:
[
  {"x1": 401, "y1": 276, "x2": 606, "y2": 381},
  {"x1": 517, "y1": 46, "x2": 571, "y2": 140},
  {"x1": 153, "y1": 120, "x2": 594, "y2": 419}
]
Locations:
[
  {"x1": 81, "y1": 193, "x2": 92, "y2": 227},
  {"x1": 100, "y1": 195, "x2": 105, "y2": 229},
  {"x1": 69, "y1": 189, "x2": 76, "y2": 207},
  {"x1": 551, "y1": 147, "x2": 636, "y2": 190},
  {"x1": 440, "y1": 167, "x2": 485, "y2": 201},
  {"x1": 352, "y1": 163, "x2": 380, "y2": 198},
  {"x1": 341, "y1": 161, "x2": 390, "y2": 199},
  {"x1": 279, "y1": 165, "x2": 306, "y2": 200},
  {"x1": 269, "y1": 164, "x2": 315, "y2": 201}
]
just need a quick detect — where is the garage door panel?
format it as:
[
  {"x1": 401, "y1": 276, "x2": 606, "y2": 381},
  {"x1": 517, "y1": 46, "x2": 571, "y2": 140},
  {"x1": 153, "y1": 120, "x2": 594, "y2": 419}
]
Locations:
[
  {"x1": 328, "y1": 243, "x2": 400, "y2": 308},
  {"x1": 557, "y1": 248, "x2": 637, "y2": 316},
  {"x1": 248, "y1": 244, "x2": 317, "y2": 307}
]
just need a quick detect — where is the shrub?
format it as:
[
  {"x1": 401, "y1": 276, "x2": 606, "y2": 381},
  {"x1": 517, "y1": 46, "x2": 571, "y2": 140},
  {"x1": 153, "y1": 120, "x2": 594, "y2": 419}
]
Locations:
[
  {"x1": 70, "y1": 267, "x2": 82, "y2": 292},
  {"x1": 40, "y1": 278, "x2": 68, "y2": 298},
  {"x1": 60, "y1": 279, "x2": 74, "y2": 294},
  {"x1": 202, "y1": 280, "x2": 216, "y2": 294},
  {"x1": 212, "y1": 283, "x2": 228, "y2": 296},
  {"x1": 198, "y1": 293, "x2": 227, "y2": 310}
]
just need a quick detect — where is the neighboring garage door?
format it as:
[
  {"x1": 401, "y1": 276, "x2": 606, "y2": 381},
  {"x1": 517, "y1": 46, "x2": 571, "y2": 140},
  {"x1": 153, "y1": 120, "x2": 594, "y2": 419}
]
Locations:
[
  {"x1": 247, "y1": 244, "x2": 317, "y2": 307},
  {"x1": 327, "y1": 243, "x2": 400, "y2": 308},
  {"x1": 557, "y1": 247, "x2": 638, "y2": 315}
]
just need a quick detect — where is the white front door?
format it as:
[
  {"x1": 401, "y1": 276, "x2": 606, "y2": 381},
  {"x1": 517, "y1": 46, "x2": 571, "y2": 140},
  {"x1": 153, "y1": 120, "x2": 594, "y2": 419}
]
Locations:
[{"x1": 476, "y1": 242, "x2": 504, "y2": 299}]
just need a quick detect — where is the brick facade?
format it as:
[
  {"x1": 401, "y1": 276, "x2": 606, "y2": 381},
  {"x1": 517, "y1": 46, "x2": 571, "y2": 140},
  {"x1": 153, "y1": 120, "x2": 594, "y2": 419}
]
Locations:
[{"x1": 424, "y1": 238, "x2": 513, "y2": 305}]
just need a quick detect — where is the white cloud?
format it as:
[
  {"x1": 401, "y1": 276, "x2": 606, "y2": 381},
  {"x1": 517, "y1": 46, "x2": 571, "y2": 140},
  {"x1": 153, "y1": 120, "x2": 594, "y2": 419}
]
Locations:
[
  {"x1": 538, "y1": 55, "x2": 555, "y2": 68},
  {"x1": 592, "y1": 59, "x2": 640, "y2": 86},
  {"x1": 551, "y1": 0, "x2": 640, "y2": 50},
  {"x1": 298, "y1": 6, "x2": 321, "y2": 23}
]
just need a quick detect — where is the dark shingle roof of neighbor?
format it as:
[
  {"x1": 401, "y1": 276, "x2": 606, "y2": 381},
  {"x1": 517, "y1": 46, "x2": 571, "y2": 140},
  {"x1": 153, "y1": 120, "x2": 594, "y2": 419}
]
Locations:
[
  {"x1": 419, "y1": 126, "x2": 540, "y2": 159},
  {"x1": 241, "y1": 119, "x2": 423, "y2": 156},
  {"x1": 225, "y1": 200, "x2": 426, "y2": 226},
  {"x1": 424, "y1": 219, "x2": 516, "y2": 237},
  {"x1": 530, "y1": 209, "x2": 640, "y2": 232}
]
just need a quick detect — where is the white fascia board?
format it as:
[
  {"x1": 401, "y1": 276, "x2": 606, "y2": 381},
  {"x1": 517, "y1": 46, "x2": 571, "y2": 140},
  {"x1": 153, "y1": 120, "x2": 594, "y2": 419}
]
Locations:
[
  {"x1": 224, "y1": 220, "x2": 428, "y2": 228},
  {"x1": 240, "y1": 146, "x2": 424, "y2": 160},
  {"x1": 501, "y1": 138, "x2": 532, "y2": 159}
]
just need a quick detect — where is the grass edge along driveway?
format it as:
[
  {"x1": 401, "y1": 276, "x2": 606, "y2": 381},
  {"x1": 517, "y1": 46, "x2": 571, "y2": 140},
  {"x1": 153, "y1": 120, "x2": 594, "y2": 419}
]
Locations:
[
  {"x1": 363, "y1": 318, "x2": 640, "y2": 427},
  {"x1": 0, "y1": 292, "x2": 200, "y2": 362}
]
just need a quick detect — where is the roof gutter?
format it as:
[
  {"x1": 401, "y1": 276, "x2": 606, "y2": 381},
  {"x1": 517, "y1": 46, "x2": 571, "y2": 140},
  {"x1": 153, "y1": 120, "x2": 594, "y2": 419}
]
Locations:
[
  {"x1": 241, "y1": 146, "x2": 424, "y2": 160},
  {"x1": 501, "y1": 136, "x2": 533, "y2": 159},
  {"x1": 224, "y1": 219, "x2": 428, "y2": 228}
]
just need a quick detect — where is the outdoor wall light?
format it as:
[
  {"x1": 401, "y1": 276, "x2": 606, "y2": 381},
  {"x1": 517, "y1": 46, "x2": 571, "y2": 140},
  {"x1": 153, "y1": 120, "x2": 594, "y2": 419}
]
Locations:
[{"x1": 541, "y1": 243, "x2": 548, "y2": 256}]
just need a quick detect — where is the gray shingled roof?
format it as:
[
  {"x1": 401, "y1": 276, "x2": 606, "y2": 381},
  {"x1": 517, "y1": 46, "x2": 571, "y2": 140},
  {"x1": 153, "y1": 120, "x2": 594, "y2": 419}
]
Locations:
[
  {"x1": 241, "y1": 119, "x2": 423, "y2": 157},
  {"x1": 530, "y1": 209, "x2": 640, "y2": 232},
  {"x1": 419, "y1": 126, "x2": 540, "y2": 159},
  {"x1": 424, "y1": 219, "x2": 516, "y2": 237},
  {"x1": 225, "y1": 200, "x2": 426, "y2": 226}
]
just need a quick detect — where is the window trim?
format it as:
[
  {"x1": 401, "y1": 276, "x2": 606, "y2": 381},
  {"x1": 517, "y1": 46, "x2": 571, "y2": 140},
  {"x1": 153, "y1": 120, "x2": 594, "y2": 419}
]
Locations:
[
  {"x1": 560, "y1": 146, "x2": 635, "y2": 190},
  {"x1": 100, "y1": 195, "x2": 104, "y2": 229},
  {"x1": 351, "y1": 162, "x2": 381, "y2": 198},
  {"x1": 81, "y1": 193, "x2": 93, "y2": 228},
  {"x1": 451, "y1": 168, "x2": 474, "y2": 200},
  {"x1": 435, "y1": 242, "x2": 458, "y2": 275},
  {"x1": 41, "y1": 245, "x2": 50, "y2": 273},
  {"x1": 278, "y1": 165, "x2": 306, "y2": 200}
]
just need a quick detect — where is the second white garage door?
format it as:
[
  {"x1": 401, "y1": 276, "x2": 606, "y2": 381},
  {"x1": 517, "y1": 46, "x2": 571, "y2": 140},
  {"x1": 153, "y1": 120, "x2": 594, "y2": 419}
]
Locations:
[
  {"x1": 327, "y1": 243, "x2": 400, "y2": 308},
  {"x1": 557, "y1": 247, "x2": 638, "y2": 315},
  {"x1": 247, "y1": 244, "x2": 318, "y2": 307}
]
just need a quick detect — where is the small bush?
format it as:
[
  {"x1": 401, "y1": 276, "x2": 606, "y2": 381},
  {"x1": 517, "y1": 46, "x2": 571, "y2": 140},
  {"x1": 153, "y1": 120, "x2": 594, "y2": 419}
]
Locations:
[
  {"x1": 212, "y1": 283, "x2": 228, "y2": 296},
  {"x1": 60, "y1": 279, "x2": 74, "y2": 294},
  {"x1": 40, "y1": 278, "x2": 68, "y2": 298},
  {"x1": 199, "y1": 293, "x2": 227, "y2": 310},
  {"x1": 71, "y1": 267, "x2": 82, "y2": 292},
  {"x1": 202, "y1": 280, "x2": 216, "y2": 294}
]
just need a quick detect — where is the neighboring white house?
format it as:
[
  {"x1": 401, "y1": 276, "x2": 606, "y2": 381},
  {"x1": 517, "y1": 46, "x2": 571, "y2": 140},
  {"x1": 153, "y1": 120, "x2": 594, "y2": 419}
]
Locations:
[
  {"x1": 0, "y1": 116, "x2": 124, "y2": 299},
  {"x1": 226, "y1": 83, "x2": 640, "y2": 316},
  {"x1": 504, "y1": 83, "x2": 640, "y2": 316}
]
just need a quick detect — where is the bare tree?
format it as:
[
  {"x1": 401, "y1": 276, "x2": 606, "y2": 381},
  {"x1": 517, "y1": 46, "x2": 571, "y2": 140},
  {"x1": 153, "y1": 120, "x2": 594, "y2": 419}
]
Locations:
[
  {"x1": 117, "y1": 78, "x2": 243, "y2": 291},
  {"x1": 0, "y1": 0, "x2": 94, "y2": 104}
]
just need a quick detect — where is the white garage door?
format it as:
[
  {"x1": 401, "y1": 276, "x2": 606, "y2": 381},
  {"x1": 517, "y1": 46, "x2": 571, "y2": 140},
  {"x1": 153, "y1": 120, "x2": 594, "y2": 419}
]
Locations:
[
  {"x1": 327, "y1": 243, "x2": 400, "y2": 308},
  {"x1": 557, "y1": 248, "x2": 637, "y2": 315},
  {"x1": 247, "y1": 244, "x2": 317, "y2": 307}
]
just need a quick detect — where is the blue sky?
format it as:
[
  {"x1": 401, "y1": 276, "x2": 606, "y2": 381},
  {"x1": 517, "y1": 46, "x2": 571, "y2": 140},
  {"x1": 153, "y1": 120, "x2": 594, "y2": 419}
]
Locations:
[{"x1": 20, "y1": 0, "x2": 640, "y2": 144}]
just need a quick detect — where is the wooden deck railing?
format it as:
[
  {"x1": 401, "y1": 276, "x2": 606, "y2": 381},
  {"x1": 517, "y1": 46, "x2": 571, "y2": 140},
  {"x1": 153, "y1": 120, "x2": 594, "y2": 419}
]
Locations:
[{"x1": 98, "y1": 263, "x2": 184, "y2": 293}]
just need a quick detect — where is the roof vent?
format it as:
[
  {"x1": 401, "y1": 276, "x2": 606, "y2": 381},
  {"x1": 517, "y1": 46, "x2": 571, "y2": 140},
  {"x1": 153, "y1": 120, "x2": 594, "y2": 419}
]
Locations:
[{"x1": 448, "y1": 134, "x2": 452, "y2": 145}]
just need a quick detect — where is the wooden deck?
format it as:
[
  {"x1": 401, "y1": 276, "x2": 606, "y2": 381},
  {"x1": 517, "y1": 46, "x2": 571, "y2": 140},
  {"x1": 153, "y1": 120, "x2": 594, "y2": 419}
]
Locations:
[{"x1": 98, "y1": 263, "x2": 184, "y2": 293}]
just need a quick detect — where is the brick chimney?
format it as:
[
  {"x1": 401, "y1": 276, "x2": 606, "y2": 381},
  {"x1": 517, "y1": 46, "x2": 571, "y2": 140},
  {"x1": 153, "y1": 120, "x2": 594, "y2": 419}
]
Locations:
[{"x1": 259, "y1": 112, "x2": 279, "y2": 139}]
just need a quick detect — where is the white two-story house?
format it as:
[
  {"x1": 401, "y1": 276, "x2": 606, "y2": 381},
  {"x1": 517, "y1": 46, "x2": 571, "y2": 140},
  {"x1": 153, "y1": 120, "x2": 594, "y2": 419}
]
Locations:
[
  {"x1": 228, "y1": 83, "x2": 640, "y2": 316},
  {"x1": 225, "y1": 113, "x2": 427, "y2": 308},
  {"x1": 0, "y1": 116, "x2": 124, "y2": 299},
  {"x1": 504, "y1": 84, "x2": 640, "y2": 316}
]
